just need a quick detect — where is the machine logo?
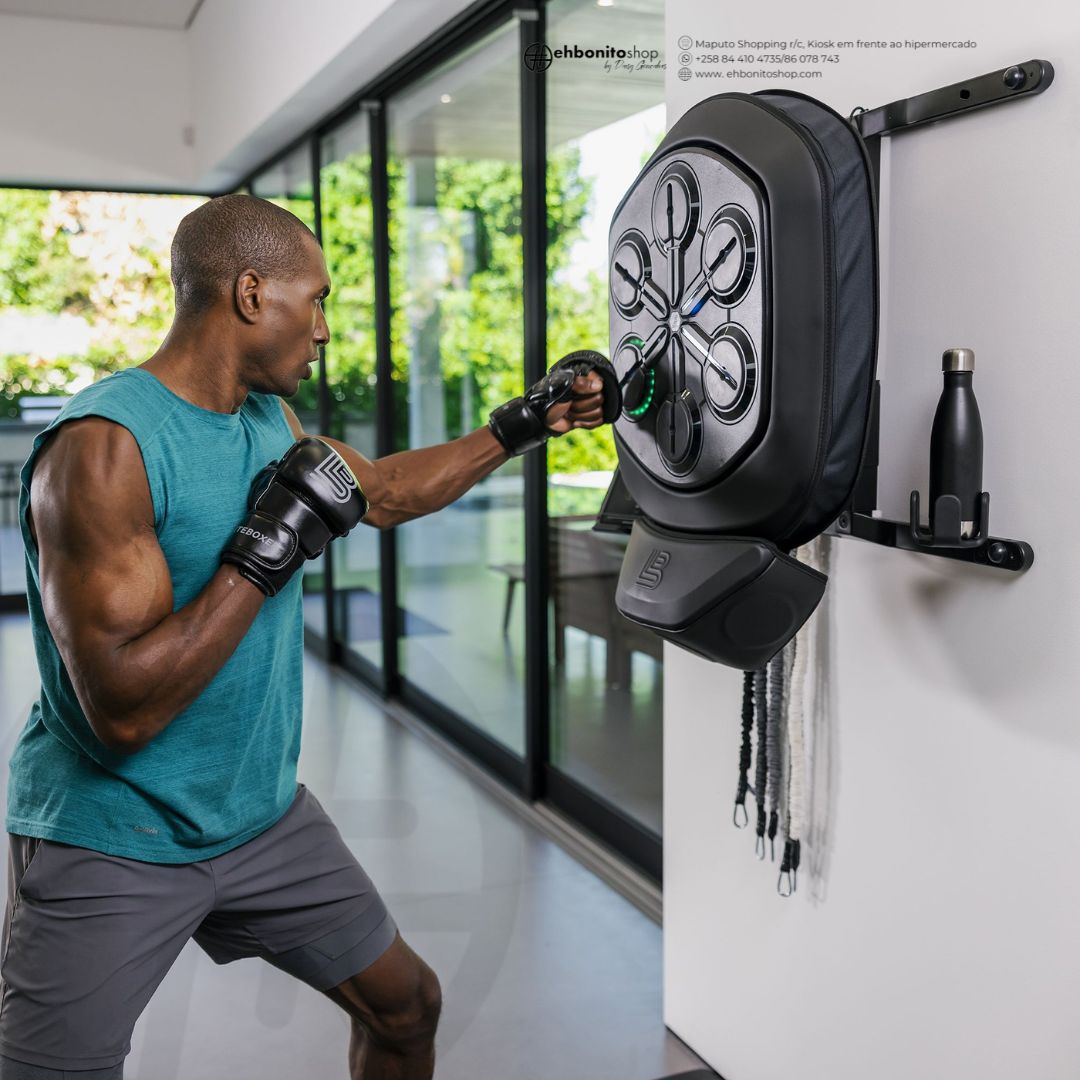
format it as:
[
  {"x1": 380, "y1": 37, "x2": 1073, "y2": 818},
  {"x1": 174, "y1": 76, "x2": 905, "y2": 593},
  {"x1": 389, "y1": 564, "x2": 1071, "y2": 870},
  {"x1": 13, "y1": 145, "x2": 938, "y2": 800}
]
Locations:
[
  {"x1": 637, "y1": 548, "x2": 670, "y2": 588},
  {"x1": 314, "y1": 453, "x2": 359, "y2": 503}
]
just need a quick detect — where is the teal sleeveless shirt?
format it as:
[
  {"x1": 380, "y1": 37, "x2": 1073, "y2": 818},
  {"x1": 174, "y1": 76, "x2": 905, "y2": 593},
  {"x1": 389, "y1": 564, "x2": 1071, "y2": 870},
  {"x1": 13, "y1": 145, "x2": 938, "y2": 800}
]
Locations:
[{"x1": 7, "y1": 367, "x2": 305, "y2": 863}]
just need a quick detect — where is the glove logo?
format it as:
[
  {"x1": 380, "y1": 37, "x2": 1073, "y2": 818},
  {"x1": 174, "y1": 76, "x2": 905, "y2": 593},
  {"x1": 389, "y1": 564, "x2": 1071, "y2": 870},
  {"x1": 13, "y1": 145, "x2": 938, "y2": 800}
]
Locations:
[
  {"x1": 637, "y1": 548, "x2": 670, "y2": 589},
  {"x1": 314, "y1": 453, "x2": 359, "y2": 503}
]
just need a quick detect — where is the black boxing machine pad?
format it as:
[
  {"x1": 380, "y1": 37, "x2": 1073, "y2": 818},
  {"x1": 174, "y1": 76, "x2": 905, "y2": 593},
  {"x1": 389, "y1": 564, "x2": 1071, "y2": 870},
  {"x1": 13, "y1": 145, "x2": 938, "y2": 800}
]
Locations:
[
  {"x1": 616, "y1": 518, "x2": 827, "y2": 670},
  {"x1": 606, "y1": 88, "x2": 877, "y2": 668}
]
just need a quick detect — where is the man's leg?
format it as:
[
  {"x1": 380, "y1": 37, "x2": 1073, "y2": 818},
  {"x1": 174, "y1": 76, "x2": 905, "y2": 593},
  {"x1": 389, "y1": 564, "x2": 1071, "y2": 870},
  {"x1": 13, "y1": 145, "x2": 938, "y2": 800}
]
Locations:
[
  {"x1": 0, "y1": 835, "x2": 213, "y2": 1075},
  {"x1": 321, "y1": 930, "x2": 442, "y2": 1080},
  {"x1": 193, "y1": 785, "x2": 441, "y2": 1079}
]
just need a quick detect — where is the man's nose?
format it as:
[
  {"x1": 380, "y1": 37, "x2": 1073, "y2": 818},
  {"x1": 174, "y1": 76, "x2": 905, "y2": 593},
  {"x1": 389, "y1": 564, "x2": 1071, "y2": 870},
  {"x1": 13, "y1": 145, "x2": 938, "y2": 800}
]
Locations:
[{"x1": 315, "y1": 308, "x2": 330, "y2": 346}]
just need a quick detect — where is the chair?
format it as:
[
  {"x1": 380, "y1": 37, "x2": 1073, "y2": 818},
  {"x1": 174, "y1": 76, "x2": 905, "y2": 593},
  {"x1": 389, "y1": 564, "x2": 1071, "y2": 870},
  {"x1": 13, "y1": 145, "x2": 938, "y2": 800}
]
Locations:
[{"x1": 488, "y1": 514, "x2": 662, "y2": 687}]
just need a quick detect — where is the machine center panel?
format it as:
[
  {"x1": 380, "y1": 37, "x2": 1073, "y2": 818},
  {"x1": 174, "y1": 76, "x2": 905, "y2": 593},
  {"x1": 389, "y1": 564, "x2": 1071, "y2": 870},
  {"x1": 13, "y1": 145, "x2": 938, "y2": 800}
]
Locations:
[{"x1": 609, "y1": 147, "x2": 768, "y2": 488}]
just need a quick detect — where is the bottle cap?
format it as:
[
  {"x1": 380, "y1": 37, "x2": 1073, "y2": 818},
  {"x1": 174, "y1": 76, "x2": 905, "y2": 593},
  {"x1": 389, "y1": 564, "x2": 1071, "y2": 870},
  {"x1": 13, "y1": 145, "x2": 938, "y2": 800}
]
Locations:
[{"x1": 942, "y1": 348, "x2": 975, "y2": 372}]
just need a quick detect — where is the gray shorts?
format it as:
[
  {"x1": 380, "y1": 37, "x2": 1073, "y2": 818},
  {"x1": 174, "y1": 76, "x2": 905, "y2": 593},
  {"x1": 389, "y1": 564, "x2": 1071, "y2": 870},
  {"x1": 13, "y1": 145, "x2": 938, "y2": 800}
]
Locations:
[{"x1": 0, "y1": 783, "x2": 398, "y2": 1076}]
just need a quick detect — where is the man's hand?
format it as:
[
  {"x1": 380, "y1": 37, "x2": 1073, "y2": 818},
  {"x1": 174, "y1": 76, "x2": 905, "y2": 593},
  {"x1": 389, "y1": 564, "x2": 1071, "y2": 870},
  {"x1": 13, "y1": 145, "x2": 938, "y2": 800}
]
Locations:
[
  {"x1": 221, "y1": 438, "x2": 367, "y2": 596},
  {"x1": 487, "y1": 349, "x2": 621, "y2": 457},
  {"x1": 276, "y1": 350, "x2": 618, "y2": 532},
  {"x1": 543, "y1": 372, "x2": 605, "y2": 435}
]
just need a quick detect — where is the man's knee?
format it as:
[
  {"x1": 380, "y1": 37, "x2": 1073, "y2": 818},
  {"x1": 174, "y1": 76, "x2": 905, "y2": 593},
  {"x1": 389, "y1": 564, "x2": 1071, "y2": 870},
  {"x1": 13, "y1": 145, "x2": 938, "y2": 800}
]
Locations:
[
  {"x1": 328, "y1": 932, "x2": 443, "y2": 1051},
  {"x1": 365, "y1": 965, "x2": 442, "y2": 1051}
]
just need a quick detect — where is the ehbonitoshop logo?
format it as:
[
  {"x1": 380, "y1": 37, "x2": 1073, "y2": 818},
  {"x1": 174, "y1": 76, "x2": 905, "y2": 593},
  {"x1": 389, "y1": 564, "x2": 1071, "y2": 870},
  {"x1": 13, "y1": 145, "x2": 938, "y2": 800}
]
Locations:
[{"x1": 523, "y1": 42, "x2": 661, "y2": 70}]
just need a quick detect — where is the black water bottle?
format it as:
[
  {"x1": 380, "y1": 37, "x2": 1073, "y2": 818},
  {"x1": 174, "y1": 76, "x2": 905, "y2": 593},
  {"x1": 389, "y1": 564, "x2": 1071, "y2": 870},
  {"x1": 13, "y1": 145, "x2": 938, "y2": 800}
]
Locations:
[{"x1": 929, "y1": 347, "x2": 983, "y2": 538}]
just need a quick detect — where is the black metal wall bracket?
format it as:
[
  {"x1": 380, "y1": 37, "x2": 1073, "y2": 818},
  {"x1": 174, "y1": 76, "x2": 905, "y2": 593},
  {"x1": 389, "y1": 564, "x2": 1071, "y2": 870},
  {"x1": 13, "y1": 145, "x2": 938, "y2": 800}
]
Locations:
[
  {"x1": 830, "y1": 504, "x2": 1035, "y2": 572},
  {"x1": 824, "y1": 63, "x2": 1048, "y2": 575},
  {"x1": 850, "y1": 58, "x2": 1054, "y2": 138}
]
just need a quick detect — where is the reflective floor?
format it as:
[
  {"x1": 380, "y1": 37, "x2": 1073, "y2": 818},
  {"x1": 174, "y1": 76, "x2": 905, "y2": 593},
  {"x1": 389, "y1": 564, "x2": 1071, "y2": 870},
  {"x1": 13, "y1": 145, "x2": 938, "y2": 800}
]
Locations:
[
  {"x1": 303, "y1": 490, "x2": 664, "y2": 836},
  {"x1": 0, "y1": 613, "x2": 704, "y2": 1080}
]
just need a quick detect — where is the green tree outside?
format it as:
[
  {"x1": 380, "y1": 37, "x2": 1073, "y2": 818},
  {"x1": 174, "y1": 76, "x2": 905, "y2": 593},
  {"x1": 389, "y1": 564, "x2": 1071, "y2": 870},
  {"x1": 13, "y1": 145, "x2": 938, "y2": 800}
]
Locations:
[
  {"x1": 0, "y1": 189, "x2": 203, "y2": 417},
  {"x1": 0, "y1": 149, "x2": 619, "y2": 493}
]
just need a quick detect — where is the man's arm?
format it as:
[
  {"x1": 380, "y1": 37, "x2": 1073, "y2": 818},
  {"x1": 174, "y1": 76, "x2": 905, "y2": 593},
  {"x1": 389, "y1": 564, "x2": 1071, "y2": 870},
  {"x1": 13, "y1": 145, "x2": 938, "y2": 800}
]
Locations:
[
  {"x1": 31, "y1": 417, "x2": 266, "y2": 755},
  {"x1": 279, "y1": 371, "x2": 604, "y2": 530}
]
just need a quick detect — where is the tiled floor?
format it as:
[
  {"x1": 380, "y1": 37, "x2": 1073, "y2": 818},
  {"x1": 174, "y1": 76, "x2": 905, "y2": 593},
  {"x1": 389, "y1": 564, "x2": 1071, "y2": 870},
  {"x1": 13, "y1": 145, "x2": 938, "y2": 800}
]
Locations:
[{"x1": 0, "y1": 613, "x2": 708, "y2": 1080}]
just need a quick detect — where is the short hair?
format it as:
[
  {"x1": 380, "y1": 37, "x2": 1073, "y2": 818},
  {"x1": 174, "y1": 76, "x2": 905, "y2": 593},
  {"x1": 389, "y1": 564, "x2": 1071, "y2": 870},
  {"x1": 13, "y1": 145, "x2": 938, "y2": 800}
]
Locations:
[{"x1": 170, "y1": 194, "x2": 317, "y2": 318}]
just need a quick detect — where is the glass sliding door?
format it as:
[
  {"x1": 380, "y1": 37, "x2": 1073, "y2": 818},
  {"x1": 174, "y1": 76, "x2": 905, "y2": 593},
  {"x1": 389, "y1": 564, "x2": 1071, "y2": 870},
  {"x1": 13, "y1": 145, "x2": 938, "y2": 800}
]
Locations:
[
  {"x1": 251, "y1": 148, "x2": 328, "y2": 639},
  {"x1": 386, "y1": 22, "x2": 527, "y2": 756},
  {"x1": 0, "y1": 189, "x2": 204, "y2": 607},
  {"x1": 252, "y1": 147, "x2": 316, "y2": 229},
  {"x1": 319, "y1": 113, "x2": 384, "y2": 676},
  {"x1": 545, "y1": 0, "x2": 666, "y2": 836}
]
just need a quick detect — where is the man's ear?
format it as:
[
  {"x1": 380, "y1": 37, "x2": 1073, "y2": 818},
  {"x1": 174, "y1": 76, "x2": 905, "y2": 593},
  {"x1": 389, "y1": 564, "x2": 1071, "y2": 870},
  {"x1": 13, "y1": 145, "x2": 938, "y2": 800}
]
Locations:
[{"x1": 234, "y1": 268, "x2": 261, "y2": 324}]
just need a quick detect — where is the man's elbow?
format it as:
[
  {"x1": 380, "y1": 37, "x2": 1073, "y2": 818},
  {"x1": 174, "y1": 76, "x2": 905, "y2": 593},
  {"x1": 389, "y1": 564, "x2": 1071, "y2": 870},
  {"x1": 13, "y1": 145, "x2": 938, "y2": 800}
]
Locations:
[
  {"x1": 106, "y1": 734, "x2": 145, "y2": 757},
  {"x1": 92, "y1": 721, "x2": 144, "y2": 756},
  {"x1": 84, "y1": 702, "x2": 149, "y2": 756}
]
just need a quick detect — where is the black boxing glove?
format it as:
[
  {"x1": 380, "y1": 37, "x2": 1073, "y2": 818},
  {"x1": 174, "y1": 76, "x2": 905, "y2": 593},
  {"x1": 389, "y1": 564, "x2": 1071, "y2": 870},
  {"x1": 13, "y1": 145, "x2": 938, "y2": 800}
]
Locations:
[
  {"x1": 487, "y1": 349, "x2": 621, "y2": 458},
  {"x1": 221, "y1": 437, "x2": 368, "y2": 597}
]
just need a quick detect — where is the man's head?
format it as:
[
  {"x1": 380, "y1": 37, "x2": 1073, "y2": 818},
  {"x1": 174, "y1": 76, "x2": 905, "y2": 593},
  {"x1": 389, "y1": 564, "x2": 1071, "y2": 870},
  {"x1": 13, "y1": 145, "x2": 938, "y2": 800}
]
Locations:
[{"x1": 169, "y1": 194, "x2": 330, "y2": 397}]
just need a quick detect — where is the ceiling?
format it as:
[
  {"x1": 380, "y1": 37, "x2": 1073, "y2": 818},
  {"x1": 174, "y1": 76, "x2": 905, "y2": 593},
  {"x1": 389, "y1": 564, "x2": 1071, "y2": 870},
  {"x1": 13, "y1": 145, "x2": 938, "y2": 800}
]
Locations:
[
  {"x1": 0, "y1": 0, "x2": 203, "y2": 30},
  {"x1": 0, "y1": 0, "x2": 664, "y2": 189}
]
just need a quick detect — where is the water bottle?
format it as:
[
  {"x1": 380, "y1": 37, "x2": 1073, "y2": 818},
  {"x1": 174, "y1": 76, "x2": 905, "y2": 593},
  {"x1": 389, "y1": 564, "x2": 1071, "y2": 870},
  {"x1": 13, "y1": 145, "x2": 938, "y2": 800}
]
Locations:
[{"x1": 929, "y1": 347, "x2": 983, "y2": 538}]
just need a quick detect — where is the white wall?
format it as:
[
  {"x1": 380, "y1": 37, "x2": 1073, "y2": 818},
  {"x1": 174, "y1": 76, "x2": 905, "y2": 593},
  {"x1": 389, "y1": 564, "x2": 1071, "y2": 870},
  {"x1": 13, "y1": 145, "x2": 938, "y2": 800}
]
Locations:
[
  {"x1": 662, "y1": 3, "x2": 1080, "y2": 1078},
  {"x1": 0, "y1": 0, "x2": 476, "y2": 192},
  {"x1": 0, "y1": 13, "x2": 193, "y2": 190}
]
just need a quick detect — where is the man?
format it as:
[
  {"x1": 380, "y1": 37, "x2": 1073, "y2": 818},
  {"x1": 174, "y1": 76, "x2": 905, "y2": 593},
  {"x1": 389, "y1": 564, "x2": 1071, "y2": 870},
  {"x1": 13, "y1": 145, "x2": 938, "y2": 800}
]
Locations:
[{"x1": 1, "y1": 194, "x2": 619, "y2": 1079}]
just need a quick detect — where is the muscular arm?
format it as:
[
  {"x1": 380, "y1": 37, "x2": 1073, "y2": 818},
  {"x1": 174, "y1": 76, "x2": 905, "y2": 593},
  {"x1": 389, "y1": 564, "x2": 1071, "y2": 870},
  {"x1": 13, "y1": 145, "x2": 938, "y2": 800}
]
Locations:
[
  {"x1": 29, "y1": 417, "x2": 265, "y2": 755},
  {"x1": 279, "y1": 373, "x2": 604, "y2": 529},
  {"x1": 279, "y1": 404, "x2": 511, "y2": 529}
]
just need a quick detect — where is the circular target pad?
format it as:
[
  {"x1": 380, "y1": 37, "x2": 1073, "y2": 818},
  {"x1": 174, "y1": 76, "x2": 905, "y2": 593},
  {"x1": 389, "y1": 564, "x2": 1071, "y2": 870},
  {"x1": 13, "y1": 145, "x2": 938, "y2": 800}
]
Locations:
[
  {"x1": 702, "y1": 323, "x2": 757, "y2": 423},
  {"x1": 701, "y1": 204, "x2": 756, "y2": 307},
  {"x1": 655, "y1": 390, "x2": 702, "y2": 475},
  {"x1": 609, "y1": 229, "x2": 652, "y2": 318},
  {"x1": 651, "y1": 161, "x2": 701, "y2": 252}
]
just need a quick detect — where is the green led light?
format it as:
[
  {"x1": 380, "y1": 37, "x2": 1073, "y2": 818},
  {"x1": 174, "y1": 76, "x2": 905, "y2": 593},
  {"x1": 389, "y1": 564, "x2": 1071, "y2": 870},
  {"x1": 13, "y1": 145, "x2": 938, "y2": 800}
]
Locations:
[{"x1": 625, "y1": 369, "x2": 656, "y2": 417}]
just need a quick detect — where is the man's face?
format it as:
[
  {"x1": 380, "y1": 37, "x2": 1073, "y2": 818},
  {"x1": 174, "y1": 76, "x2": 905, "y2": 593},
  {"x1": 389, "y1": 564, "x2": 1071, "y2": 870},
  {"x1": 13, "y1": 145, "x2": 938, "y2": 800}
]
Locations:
[{"x1": 245, "y1": 234, "x2": 331, "y2": 398}]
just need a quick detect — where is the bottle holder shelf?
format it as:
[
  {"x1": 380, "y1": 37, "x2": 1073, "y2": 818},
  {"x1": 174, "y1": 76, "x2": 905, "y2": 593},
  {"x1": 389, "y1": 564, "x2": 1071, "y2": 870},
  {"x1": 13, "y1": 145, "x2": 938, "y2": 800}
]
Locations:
[{"x1": 831, "y1": 497, "x2": 1034, "y2": 572}]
